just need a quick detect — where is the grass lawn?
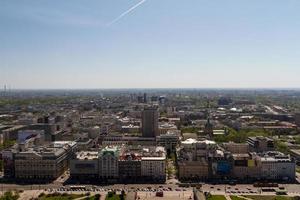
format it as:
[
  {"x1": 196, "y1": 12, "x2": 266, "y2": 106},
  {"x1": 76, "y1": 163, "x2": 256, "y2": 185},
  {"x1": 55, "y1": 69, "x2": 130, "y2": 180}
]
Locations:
[
  {"x1": 243, "y1": 196, "x2": 296, "y2": 200},
  {"x1": 230, "y1": 196, "x2": 246, "y2": 200},
  {"x1": 0, "y1": 191, "x2": 19, "y2": 200},
  {"x1": 296, "y1": 166, "x2": 300, "y2": 173},
  {"x1": 105, "y1": 194, "x2": 125, "y2": 200},
  {"x1": 37, "y1": 193, "x2": 84, "y2": 200},
  {"x1": 85, "y1": 195, "x2": 101, "y2": 200},
  {"x1": 207, "y1": 195, "x2": 227, "y2": 200}
]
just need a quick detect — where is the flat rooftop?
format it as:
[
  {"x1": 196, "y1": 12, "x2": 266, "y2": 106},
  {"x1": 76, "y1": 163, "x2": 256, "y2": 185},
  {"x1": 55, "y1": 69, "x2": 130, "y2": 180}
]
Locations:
[
  {"x1": 141, "y1": 157, "x2": 165, "y2": 161},
  {"x1": 76, "y1": 151, "x2": 98, "y2": 160}
]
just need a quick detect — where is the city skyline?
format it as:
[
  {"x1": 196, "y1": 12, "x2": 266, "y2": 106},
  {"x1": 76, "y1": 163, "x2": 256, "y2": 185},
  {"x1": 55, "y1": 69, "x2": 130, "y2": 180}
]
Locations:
[{"x1": 1, "y1": 0, "x2": 300, "y2": 89}]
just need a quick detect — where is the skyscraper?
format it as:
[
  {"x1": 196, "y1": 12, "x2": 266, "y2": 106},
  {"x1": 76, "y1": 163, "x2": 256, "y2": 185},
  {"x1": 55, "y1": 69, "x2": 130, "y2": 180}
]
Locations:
[
  {"x1": 142, "y1": 107, "x2": 159, "y2": 138},
  {"x1": 204, "y1": 118, "x2": 213, "y2": 138},
  {"x1": 143, "y1": 93, "x2": 147, "y2": 103}
]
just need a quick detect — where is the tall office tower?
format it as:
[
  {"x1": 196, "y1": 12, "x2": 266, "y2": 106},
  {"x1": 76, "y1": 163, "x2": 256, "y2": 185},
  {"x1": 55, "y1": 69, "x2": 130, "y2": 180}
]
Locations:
[
  {"x1": 204, "y1": 118, "x2": 213, "y2": 138},
  {"x1": 295, "y1": 113, "x2": 300, "y2": 127},
  {"x1": 2, "y1": 85, "x2": 7, "y2": 97},
  {"x1": 143, "y1": 93, "x2": 147, "y2": 103},
  {"x1": 142, "y1": 107, "x2": 159, "y2": 137}
]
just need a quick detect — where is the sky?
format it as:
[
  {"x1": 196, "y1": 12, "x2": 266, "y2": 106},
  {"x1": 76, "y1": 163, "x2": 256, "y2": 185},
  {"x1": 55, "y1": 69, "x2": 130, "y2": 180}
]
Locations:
[{"x1": 1, "y1": 0, "x2": 300, "y2": 89}]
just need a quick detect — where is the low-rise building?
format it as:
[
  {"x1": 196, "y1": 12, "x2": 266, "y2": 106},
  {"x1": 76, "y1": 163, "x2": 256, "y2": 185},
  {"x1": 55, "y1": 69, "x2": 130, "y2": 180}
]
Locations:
[
  {"x1": 290, "y1": 149, "x2": 300, "y2": 165},
  {"x1": 14, "y1": 141, "x2": 77, "y2": 181},
  {"x1": 232, "y1": 152, "x2": 295, "y2": 181},
  {"x1": 231, "y1": 153, "x2": 261, "y2": 180},
  {"x1": 223, "y1": 142, "x2": 249, "y2": 154},
  {"x1": 99, "y1": 146, "x2": 120, "y2": 182},
  {"x1": 118, "y1": 153, "x2": 141, "y2": 182},
  {"x1": 158, "y1": 122, "x2": 178, "y2": 135},
  {"x1": 259, "y1": 151, "x2": 295, "y2": 181},
  {"x1": 70, "y1": 151, "x2": 99, "y2": 180},
  {"x1": 247, "y1": 136, "x2": 274, "y2": 152},
  {"x1": 118, "y1": 145, "x2": 166, "y2": 183},
  {"x1": 156, "y1": 130, "x2": 180, "y2": 154},
  {"x1": 141, "y1": 146, "x2": 166, "y2": 182},
  {"x1": 102, "y1": 134, "x2": 156, "y2": 146},
  {"x1": 2, "y1": 125, "x2": 27, "y2": 142},
  {"x1": 121, "y1": 124, "x2": 140, "y2": 133},
  {"x1": 178, "y1": 159, "x2": 209, "y2": 181}
]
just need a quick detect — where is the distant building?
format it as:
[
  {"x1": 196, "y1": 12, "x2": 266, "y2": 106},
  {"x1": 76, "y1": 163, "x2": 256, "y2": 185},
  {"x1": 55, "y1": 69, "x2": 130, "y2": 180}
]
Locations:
[
  {"x1": 156, "y1": 131, "x2": 180, "y2": 154},
  {"x1": 158, "y1": 96, "x2": 166, "y2": 104},
  {"x1": 121, "y1": 124, "x2": 140, "y2": 133},
  {"x1": 101, "y1": 134, "x2": 156, "y2": 146},
  {"x1": 290, "y1": 149, "x2": 300, "y2": 165},
  {"x1": 180, "y1": 138, "x2": 216, "y2": 159},
  {"x1": 247, "y1": 136, "x2": 274, "y2": 152},
  {"x1": 143, "y1": 93, "x2": 147, "y2": 103},
  {"x1": 150, "y1": 96, "x2": 158, "y2": 102},
  {"x1": 2, "y1": 125, "x2": 27, "y2": 142},
  {"x1": 142, "y1": 107, "x2": 159, "y2": 138},
  {"x1": 158, "y1": 122, "x2": 178, "y2": 135},
  {"x1": 218, "y1": 97, "x2": 232, "y2": 106},
  {"x1": 294, "y1": 113, "x2": 300, "y2": 127},
  {"x1": 28, "y1": 124, "x2": 58, "y2": 141},
  {"x1": 223, "y1": 142, "x2": 249, "y2": 154},
  {"x1": 137, "y1": 96, "x2": 144, "y2": 103},
  {"x1": 204, "y1": 118, "x2": 213, "y2": 138},
  {"x1": 17, "y1": 130, "x2": 45, "y2": 143}
]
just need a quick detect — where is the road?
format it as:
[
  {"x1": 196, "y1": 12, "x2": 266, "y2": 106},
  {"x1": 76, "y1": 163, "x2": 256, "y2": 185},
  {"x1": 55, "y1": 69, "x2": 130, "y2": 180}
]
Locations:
[
  {"x1": 1, "y1": 174, "x2": 300, "y2": 199},
  {"x1": 1, "y1": 182, "x2": 300, "y2": 199}
]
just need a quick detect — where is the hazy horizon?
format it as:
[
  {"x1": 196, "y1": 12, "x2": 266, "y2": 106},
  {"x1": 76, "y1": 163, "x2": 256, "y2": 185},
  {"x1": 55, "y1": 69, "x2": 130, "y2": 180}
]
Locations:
[
  {"x1": 3, "y1": 87, "x2": 300, "y2": 91},
  {"x1": 1, "y1": 0, "x2": 300, "y2": 89}
]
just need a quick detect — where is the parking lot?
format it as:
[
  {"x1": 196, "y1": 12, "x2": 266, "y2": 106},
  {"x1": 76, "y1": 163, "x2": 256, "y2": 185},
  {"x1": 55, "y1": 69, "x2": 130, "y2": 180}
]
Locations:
[
  {"x1": 137, "y1": 191, "x2": 193, "y2": 200},
  {"x1": 202, "y1": 184, "x2": 260, "y2": 195}
]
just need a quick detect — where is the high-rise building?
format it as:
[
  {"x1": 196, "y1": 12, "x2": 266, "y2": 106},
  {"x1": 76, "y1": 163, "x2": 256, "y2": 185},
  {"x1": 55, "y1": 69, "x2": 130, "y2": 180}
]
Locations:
[
  {"x1": 204, "y1": 118, "x2": 213, "y2": 138},
  {"x1": 142, "y1": 107, "x2": 159, "y2": 138},
  {"x1": 295, "y1": 113, "x2": 300, "y2": 127},
  {"x1": 143, "y1": 93, "x2": 147, "y2": 103}
]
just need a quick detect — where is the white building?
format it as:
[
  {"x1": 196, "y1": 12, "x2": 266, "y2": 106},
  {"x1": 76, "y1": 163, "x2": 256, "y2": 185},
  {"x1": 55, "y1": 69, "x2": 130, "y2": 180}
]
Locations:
[{"x1": 158, "y1": 122, "x2": 178, "y2": 135}]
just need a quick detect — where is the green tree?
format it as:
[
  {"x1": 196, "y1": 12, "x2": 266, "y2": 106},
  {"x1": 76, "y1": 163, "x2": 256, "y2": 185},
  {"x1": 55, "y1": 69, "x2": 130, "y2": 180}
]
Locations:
[{"x1": 275, "y1": 141, "x2": 289, "y2": 154}]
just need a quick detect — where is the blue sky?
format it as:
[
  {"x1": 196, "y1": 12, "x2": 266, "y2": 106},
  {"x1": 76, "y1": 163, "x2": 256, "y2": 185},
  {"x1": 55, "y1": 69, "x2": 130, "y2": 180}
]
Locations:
[{"x1": 0, "y1": 0, "x2": 300, "y2": 89}]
